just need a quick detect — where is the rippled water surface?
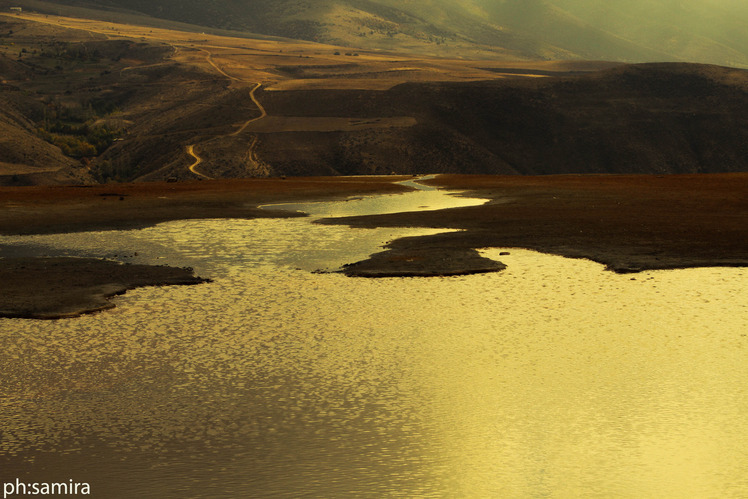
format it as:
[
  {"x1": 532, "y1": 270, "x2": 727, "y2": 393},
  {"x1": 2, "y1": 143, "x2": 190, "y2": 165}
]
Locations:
[{"x1": 0, "y1": 188, "x2": 746, "y2": 498}]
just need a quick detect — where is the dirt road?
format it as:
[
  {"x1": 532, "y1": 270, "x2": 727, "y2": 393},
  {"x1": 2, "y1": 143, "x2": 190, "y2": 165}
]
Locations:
[
  {"x1": 185, "y1": 50, "x2": 267, "y2": 178},
  {"x1": 186, "y1": 145, "x2": 212, "y2": 179}
]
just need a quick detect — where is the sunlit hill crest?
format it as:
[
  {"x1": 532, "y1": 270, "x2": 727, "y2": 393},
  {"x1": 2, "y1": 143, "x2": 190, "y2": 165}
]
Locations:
[{"x1": 36, "y1": 0, "x2": 748, "y2": 66}]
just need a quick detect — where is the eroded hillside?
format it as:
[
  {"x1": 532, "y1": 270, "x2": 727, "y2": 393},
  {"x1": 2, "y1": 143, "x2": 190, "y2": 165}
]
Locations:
[{"x1": 1, "y1": 13, "x2": 746, "y2": 184}]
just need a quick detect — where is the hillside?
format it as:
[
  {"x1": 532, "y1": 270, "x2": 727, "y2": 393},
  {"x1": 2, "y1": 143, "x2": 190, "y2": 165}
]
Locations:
[
  {"x1": 17, "y1": 0, "x2": 748, "y2": 67},
  {"x1": 0, "y1": 54, "x2": 91, "y2": 184},
  {"x1": 0, "y1": 13, "x2": 746, "y2": 184},
  {"x1": 255, "y1": 63, "x2": 748, "y2": 176}
]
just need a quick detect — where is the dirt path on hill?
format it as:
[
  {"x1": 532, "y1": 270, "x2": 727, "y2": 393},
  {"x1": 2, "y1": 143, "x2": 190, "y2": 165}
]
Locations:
[
  {"x1": 231, "y1": 82, "x2": 267, "y2": 136},
  {"x1": 184, "y1": 50, "x2": 267, "y2": 178},
  {"x1": 186, "y1": 145, "x2": 211, "y2": 179}
]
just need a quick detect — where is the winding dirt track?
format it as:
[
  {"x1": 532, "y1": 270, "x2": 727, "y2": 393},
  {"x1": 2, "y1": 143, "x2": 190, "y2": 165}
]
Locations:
[
  {"x1": 231, "y1": 83, "x2": 267, "y2": 136},
  {"x1": 185, "y1": 50, "x2": 268, "y2": 179},
  {"x1": 12, "y1": 12, "x2": 270, "y2": 179},
  {"x1": 186, "y1": 145, "x2": 211, "y2": 179}
]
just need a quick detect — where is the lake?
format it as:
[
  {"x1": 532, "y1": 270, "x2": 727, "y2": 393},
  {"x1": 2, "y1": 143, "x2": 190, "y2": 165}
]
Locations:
[{"x1": 1, "y1": 184, "x2": 746, "y2": 498}]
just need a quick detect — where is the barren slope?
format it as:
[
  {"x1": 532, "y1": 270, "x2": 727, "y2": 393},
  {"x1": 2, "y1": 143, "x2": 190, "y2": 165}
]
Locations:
[
  {"x1": 1, "y1": 13, "x2": 746, "y2": 184},
  {"x1": 22, "y1": 0, "x2": 748, "y2": 67}
]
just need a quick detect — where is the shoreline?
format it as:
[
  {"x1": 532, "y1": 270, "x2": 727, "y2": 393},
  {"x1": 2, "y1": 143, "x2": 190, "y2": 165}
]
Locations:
[
  {"x1": 0, "y1": 176, "x2": 412, "y2": 236},
  {"x1": 324, "y1": 173, "x2": 748, "y2": 276},
  {"x1": 0, "y1": 257, "x2": 209, "y2": 320},
  {"x1": 1, "y1": 173, "x2": 746, "y2": 318},
  {"x1": 0, "y1": 176, "x2": 412, "y2": 319}
]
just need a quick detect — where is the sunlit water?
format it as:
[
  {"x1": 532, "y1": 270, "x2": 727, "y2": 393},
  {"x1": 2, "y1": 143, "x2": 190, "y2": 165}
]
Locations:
[{"x1": 0, "y1": 186, "x2": 746, "y2": 498}]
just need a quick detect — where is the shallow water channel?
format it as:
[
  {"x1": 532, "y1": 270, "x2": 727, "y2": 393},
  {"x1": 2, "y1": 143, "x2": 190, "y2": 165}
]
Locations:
[{"x1": 0, "y1": 183, "x2": 746, "y2": 498}]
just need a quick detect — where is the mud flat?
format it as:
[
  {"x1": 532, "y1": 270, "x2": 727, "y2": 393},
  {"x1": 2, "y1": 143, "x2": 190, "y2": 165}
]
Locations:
[
  {"x1": 0, "y1": 176, "x2": 409, "y2": 318},
  {"x1": 0, "y1": 177, "x2": 410, "y2": 235},
  {"x1": 341, "y1": 247, "x2": 506, "y2": 277},
  {"x1": 0, "y1": 257, "x2": 208, "y2": 319},
  {"x1": 325, "y1": 173, "x2": 748, "y2": 275},
  {"x1": 0, "y1": 173, "x2": 746, "y2": 317}
]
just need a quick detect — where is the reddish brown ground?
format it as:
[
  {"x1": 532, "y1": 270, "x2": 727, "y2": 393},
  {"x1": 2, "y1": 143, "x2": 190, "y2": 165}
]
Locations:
[
  {"x1": 0, "y1": 174, "x2": 746, "y2": 317},
  {"x1": 0, "y1": 176, "x2": 410, "y2": 235},
  {"x1": 328, "y1": 173, "x2": 748, "y2": 274},
  {"x1": 0, "y1": 176, "x2": 410, "y2": 318}
]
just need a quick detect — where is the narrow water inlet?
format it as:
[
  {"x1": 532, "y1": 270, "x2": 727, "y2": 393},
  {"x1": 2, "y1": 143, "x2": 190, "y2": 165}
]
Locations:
[{"x1": 258, "y1": 175, "x2": 486, "y2": 218}]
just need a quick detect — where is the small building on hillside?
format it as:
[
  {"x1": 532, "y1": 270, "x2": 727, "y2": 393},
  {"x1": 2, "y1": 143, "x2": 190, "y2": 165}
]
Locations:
[{"x1": 10, "y1": 7, "x2": 23, "y2": 12}]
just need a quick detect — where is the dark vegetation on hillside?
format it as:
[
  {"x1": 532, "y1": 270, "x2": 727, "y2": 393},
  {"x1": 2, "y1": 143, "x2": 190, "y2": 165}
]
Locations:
[{"x1": 0, "y1": 16, "x2": 177, "y2": 183}]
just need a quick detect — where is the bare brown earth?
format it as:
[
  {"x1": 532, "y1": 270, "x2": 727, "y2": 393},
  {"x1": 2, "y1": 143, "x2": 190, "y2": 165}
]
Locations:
[
  {"x1": 0, "y1": 176, "x2": 409, "y2": 318},
  {"x1": 21, "y1": 0, "x2": 748, "y2": 68},
  {"x1": 1, "y1": 174, "x2": 746, "y2": 318},
  {"x1": 14, "y1": 13, "x2": 748, "y2": 183},
  {"x1": 0, "y1": 257, "x2": 208, "y2": 319},
  {"x1": 0, "y1": 12, "x2": 746, "y2": 317},
  {"x1": 256, "y1": 64, "x2": 748, "y2": 176},
  {"x1": 0, "y1": 176, "x2": 409, "y2": 234},
  {"x1": 324, "y1": 173, "x2": 748, "y2": 275}
]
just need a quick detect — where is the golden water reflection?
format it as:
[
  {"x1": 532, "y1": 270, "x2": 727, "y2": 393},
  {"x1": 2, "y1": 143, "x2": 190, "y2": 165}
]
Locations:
[{"x1": 0, "y1": 219, "x2": 746, "y2": 497}]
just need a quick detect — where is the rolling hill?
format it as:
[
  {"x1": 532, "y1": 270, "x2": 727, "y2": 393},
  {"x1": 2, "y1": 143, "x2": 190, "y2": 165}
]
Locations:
[
  {"x1": 15, "y1": 0, "x2": 748, "y2": 67},
  {"x1": 0, "y1": 10, "x2": 746, "y2": 184}
]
